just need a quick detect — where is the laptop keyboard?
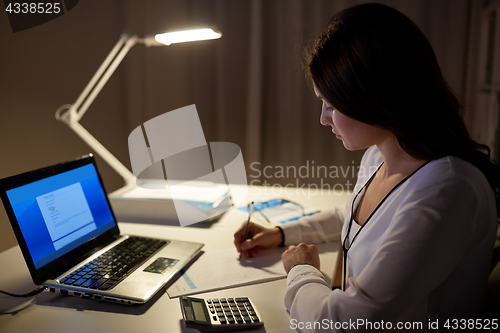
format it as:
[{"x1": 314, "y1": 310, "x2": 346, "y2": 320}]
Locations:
[{"x1": 59, "y1": 236, "x2": 168, "y2": 290}]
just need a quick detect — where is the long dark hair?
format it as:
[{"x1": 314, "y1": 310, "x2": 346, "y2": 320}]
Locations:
[{"x1": 306, "y1": 3, "x2": 500, "y2": 216}]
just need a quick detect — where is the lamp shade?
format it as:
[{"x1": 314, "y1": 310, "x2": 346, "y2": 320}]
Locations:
[{"x1": 144, "y1": 28, "x2": 222, "y2": 47}]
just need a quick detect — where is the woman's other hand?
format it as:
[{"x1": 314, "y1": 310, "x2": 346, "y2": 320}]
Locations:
[{"x1": 281, "y1": 243, "x2": 320, "y2": 273}]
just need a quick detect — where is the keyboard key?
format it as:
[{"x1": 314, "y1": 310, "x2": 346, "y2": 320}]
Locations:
[
  {"x1": 90, "y1": 279, "x2": 107, "y2": 289},
  {"x1": 81, "y1": 278, "x2": 98, "y2": 287},
  {"x1": 72, "y1": 278, "x2": 87, "y2": 286},
  {"x1": 235, "y1": 298, "x2": 249, "y2": 302},
  {"x1": 99, "y1": 283, "x2": 114, "y2": 290}
]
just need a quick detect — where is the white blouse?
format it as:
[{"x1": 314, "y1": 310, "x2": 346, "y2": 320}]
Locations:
[{"x1": 280, "y1": 146, "x2": 497, "y2": 332}]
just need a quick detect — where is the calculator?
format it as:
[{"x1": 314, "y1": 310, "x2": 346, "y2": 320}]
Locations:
[{"x1": 180, "y1": 296, "x2": 264, "y2": 331}]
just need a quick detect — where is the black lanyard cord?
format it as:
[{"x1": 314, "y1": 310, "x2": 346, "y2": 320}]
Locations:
[
  {"x1": 340, "y1": 160, "x2": 431, "y2": 291},
  {"x1": 341, "y1": 162, "x2": 383, "y2": 291}
]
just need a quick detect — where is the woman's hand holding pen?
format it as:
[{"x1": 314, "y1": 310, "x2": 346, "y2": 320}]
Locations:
[
  {"x1": 234, "y1": 222, "x2": 283, "y2": 258},
  {"x1": 233, "y1": 221, "x2": 320, "y2": 274}
]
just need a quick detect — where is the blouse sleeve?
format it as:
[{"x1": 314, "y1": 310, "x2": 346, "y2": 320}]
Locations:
[
  {"x1": 283, "y1": 174, "x2": 484, "y2": 331},
  {"x1": 279, "y1": 202, "x2": 348, "y2": 245},
  {"x1": 278, "y1": 146, "x2": 380, "y2": 246}
]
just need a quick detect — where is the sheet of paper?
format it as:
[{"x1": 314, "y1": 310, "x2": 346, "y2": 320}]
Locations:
[
  {"x1": 237, "y1": 201, "x2": 321, "y2": 225},
  {"x1": 166, "y1": 248, "x2": 286, "y2": 298}
]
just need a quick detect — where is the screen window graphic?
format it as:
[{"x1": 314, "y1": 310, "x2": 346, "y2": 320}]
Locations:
[{"x1": 36, "y1": 182, "x2": 96, "y2": 250}]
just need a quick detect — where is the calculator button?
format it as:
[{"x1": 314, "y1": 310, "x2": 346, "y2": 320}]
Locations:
[
  {"x1": 240, "y1": 310, "x2": 248, "y2": 316},
  {"x1": 227, "y1": 298, "x2": 234, "y2": 302},
  {"x1": 227, "y1": 316, "x2": 235, "y2": 324},
  {"x1": 212, "y1": 299, "x2": 219, "y2": 302},
  {"x1": 230, "y1": 306, "x2": 238, "y2": 311},
  {"x1": 238, "y1": 305, "x2": 246, "y2": 310},
  {"x1": 251, "y1": 316, "x2": 260, "y2": 322},
  {"x1": 234, "y1": 315, "x2": 243, "y2": 323},
  {"x1": 243, "y1": 315, "x2": 251, "y2": 323},
  {"x1": 219, "y1": 318, "x2": 227, "y2": 324},
  {"x1": 248, "y1": 310, "x2": 256, "y2": 316},
  {"x1": 220, "y1": 298, "x2": 226, "y2": 302},
  {"x1": 206, "y1": 299, "x2": 212, "y2": 303},
  {"x1": 213, "y1": 316, "x2": 217, "y2": 321},
  {"x1": 217, "y1": 311, "x2": 224, "y2": 317}
]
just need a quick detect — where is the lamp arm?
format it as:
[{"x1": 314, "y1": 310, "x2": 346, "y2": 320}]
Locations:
[
  {"x1": 56, "y1": 33, "x2": 142, "y2": 186},
  {"x1": 71, "y1": 33, "x2": 131, "y2": 119},
  {"x1": 75, "y1": 34, "x2": 139, "y2": 121},
  {"x1": 58, "y1": 112, "x2": 136, "y2": 186}
]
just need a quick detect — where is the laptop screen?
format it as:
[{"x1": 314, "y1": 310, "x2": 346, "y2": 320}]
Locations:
[{"x1": 5, "y1": 163, "x2": 115, "y2": 269}]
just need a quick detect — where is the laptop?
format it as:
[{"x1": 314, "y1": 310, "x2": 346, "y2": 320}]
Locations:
[{"x1": 0, "y1": 153, "x2": 204, "y2": 304}]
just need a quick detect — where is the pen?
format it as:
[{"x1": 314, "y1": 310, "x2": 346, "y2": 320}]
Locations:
[{"x1": 240, "y1": 201, "x2": 254, "y2": 259}]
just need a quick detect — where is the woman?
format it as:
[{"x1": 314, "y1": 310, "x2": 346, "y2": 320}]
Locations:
[{"x1": 234, "y1": 3, "x2": 499, "y2": 331}]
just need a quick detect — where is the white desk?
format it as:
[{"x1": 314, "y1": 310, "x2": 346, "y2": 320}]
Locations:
[{"x1": 0, "y1": 186, "x2": 349, "y2": 333}]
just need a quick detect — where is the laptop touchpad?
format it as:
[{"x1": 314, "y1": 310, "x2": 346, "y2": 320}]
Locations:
[{"x1": 143, "y1": 257, "x2": 179, "y2": 274}]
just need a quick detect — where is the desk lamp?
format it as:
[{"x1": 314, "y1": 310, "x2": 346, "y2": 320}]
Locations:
[{"x1": 55, "y1": 28, "x2": 222, "y2": 187}]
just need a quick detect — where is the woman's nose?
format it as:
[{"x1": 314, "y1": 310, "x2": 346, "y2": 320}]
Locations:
[{"x1": 320, "y1": 105, "x2": 332, "y2": 126}]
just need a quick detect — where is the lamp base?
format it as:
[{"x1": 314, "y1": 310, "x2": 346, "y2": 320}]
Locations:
[{"x1": 108, "y1": 180, "x2": 231, "y2": 226}]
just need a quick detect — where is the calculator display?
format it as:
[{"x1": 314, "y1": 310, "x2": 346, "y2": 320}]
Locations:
[{"x1": 192, "y1": 301, "x2": 208, "y2": 322}]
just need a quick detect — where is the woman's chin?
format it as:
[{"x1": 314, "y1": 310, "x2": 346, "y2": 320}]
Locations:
[{"x1": 341, "y1": 141, "x2": 361, "y2": 151}]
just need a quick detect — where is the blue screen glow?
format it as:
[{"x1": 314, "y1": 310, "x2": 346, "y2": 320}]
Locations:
[{"x1": 6, "y1": 164, "x2": 115, "y2": 268}]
